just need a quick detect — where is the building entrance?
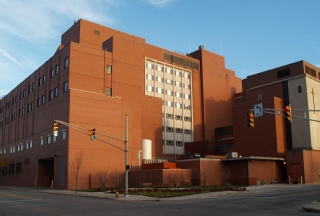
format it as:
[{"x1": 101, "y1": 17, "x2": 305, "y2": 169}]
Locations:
[{"x1": 37, "y1": 158, "x2": 54, "y2": 187}]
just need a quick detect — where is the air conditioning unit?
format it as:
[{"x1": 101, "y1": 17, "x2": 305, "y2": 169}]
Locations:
[{"x1": 227, "y1": 152, "x2": 238, "y2": 158}]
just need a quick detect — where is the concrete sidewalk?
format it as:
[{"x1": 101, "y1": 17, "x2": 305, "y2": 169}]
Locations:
[
  {"x1": 39, "y1": 185, "x2": 320, "y2": 212},
  {"x1": 2, "y1": 185, "x2": 319, "y2": 212}
]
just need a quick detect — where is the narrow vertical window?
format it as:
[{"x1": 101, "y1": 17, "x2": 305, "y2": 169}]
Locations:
[
  {"x1": 64, "y1": 57, "x2": 69, "y2": 68},
  {"x1": 106, "y1": 87, "x2": 112, "y2": 96}
]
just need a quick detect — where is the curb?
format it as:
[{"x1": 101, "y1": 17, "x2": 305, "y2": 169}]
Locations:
[{"x1": 302, "y1": 201, "x2": 320, "y2": 213}]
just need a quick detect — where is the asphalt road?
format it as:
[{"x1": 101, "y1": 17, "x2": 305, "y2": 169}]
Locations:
[{"x1": 0, "y1": 184, "x2": 319, "y2": 216}]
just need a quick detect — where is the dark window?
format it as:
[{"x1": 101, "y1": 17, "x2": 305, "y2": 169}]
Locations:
[
  {"x1": 277, "y1": 68, "x2": 290, "y2": 78},
  {"x1": 16, "y1": 162, "x2": 22, "y2": 174},
  {"x1": 298, "y1": 85, "x2": 302, "y2": 93},
  {"x1": 63, "y1": 81, "x2": 68, "y2": 92},
  {"x1": 8, "y1": 163, "x2": 14, "y2": 175},
  {"x1": 64, "y1": 57, "x2": 69, "y2": 68}
]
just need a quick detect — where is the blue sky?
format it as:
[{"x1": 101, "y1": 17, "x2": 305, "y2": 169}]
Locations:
[{"x1": 1, "y1": 0, "x2": 320, "y2": 96}]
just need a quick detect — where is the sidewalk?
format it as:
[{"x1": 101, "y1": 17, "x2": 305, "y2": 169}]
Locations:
[{"x1": 3, "y1": 185, "x2": 319, "y2": 212}]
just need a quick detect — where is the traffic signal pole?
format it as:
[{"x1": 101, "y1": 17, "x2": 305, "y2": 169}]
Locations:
[
  {"x1": 125, "y1": 114, "x2": 128, "y2": 197},
  {"x1": 54, "y1": 114, "x2": 129, "y2": 198}
]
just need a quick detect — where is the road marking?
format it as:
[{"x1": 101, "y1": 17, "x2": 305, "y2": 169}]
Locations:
[{"x1": 0, "y1": 192, "x2": 40, "y2": 200}]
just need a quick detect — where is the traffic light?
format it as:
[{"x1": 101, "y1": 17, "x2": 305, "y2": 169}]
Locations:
[
  {"x1": 90, "y1": 128, "x2": 96, "y2": 140},
  {"x1": 247, "y1": 112, "x2": 254, "y2": 128},
  {"x1": 53, "y1": 122, "x2": 59, "y2": 137},
  {"x1": 284, "y1": 105, "x2": 292, "y2": 123}
]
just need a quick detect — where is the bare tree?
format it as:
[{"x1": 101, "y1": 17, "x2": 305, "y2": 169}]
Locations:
[
  {"x1": 221, "y1": 167, "x2": 231, "y2": 186},
  {"x1": 168, "y1": 170, "x2": 180, "y2": 187},
  {"x1": 200, "y1": 170, "x2": 207, "y2": 187},
  {"x1": 109, "y1": 170, "x2": 124, "y2": 188},
  {"x1": 96, "y1": 171, "x2": 109, "y2": 189},
  {"x1": 70, "y1": 150, "x2": 85, "y2": 193}
]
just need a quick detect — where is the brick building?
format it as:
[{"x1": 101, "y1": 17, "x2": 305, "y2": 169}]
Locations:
[
  {"x1": 0, "y1": 19, "x2": 241, "y2": 189},
  {"x1": 232, "y1": 60, "x2": 320, "y2": 184}
]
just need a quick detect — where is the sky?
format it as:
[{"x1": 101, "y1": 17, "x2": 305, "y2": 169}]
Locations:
[{"x1": 0, "y1": 0, "x2": 320, "y2": 96}]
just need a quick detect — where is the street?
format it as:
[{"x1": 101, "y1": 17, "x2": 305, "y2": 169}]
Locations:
[{"x1": 0, "y1": 184, "x2": 319, "y2": 215}]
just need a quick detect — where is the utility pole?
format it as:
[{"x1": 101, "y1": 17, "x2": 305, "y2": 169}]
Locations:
[
  {"x1": 54, "y1": 114, "x2": 130, "y2": 198},
  {"x1": 125, "y1": 114, "x2": 128, "y2": 197}
]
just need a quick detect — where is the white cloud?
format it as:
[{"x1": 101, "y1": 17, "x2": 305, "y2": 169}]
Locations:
[
  {"x1": 0, "y1": 0, "x2": 115, "y2": 44},
  {"x1": 0, "y1": 48, "x2": 23, "y2": 67},
  {"x1": 145, "y1": 0, "x2": 175, "y2": 7}
]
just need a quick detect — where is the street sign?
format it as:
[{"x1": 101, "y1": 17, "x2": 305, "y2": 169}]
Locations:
[{"x1": 254, "y1": 103, "x2": 263, "y2": 117}]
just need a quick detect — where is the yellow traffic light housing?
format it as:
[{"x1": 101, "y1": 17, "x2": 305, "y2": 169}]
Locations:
[
  {"x1": 247, "y1": 112, "x2": 254, "y2": 128},
  {"x1": 284, "y1": 105, "x2": 292, "y2": 123},
  {"x1": 90, "y1": 128, "x2": 96, "y2": 140},
  {"x1": 53, "y1": 122, "x2": 59, "y2": 137}
]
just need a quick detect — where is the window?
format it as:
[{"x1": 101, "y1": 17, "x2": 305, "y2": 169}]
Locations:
[
  {"x1": 166, "y1": 127, "x2": 173, "y2": 132},
  {"x1": 157, "y1": 65, "x2": 163, "y2": 72},
  {"x1": 166, "y1": 90, "x2": 172, "y2": 96},
  {"x1": 184, "y1": 94, "x2": 190, "y2": 100},
  {"x1": 166, "y1": 113, "x2": 173, "y2": 119},
  {"x1": 146, "y1": 74, "x2": 153, "y2": 80},
  {"x1": 183, "y1": 83, "x2": 190, "y2": 89},
  {"x1": 176, "y1": 128, "x2": 183, "y2": 133},
  {"x1": 166, "y1": 140, "x2": 174, "y2": 146},
  {"x1": 156, "y1": 77, "x2": 163, "y2": 83},
  {"x1": 47, "y1": 135, "x2": 52, "y2": 144},
  {"x1": 175, "y1": 103, "x2": 181, "y2": 109},
  {"x1": 166, "y1": 79, "x2": 172, "y2": 84},
  {"x1": 43, "y1": 74, "x2": 46, "y2": 84},
  {"x1": 258, "y1": 94, "x2": 262, "y2": 100},
  {"x1": 51, "y1": 68, "x2": 55, "y2": 78},
  {"x1": 184, "y1": 73, "x2": 190, "y2": 79},
  {"x1": 184, "y1": 129, "x2": 191, "y2": 134},
  {"x1": 277, "y1": 68, "x2": 290, "y2": 78},
  {"x1": 146, "y1": 62, "x2": 152, "y2": 69},
  {"x1": 184, "y1": 116, "x2": 192, "y2": 121},
  {"x1": 184, "y1": 104, "x2": 190, "y2": 110},
  {"x1": 106, "y1": 65, "x2": 112, "y2": 74},
  {"x1": 39, "y1": 77, "x2": 42, "y2": 86},
  {"x1": 166, "y1": 68, "x2": 171, "y2": 74},
  {"x1": 55, "y1": 65, "x2": 59, "y2": 74},
  {"x1": 62, "y1": 130, "x2": 67, "y2": 140},
  {"x1": 40, "y1": 137, "x2": 44, "y2": 146},
  {"x1": 54, "y1": 87, "x2": 58, "y2": 97},
  {"x1": 166, "y1": 101, "x2": 172, "y2": 107},
  {"x1": 298, "y1": 85, "x2": 302, "y2": 93},
  {"x1": 42, "y1": 95, "x2": 45, "y2": 105},
  {"x1": 53, "y1": 135, "x2": 56, "y2": 143},
  {"x1": 176, "y1": 141, "x2": 183, "y2": 146},
  {"x1": 146, "y1": 86, "x2": 153, "y2": 92},
  {"x1": 49, "y1": 90, "x2": 54, "y2": 100},
  {"x1": 32, "y1": 82, "x2": 35, "y2": 91},
  {"x1": 175, "y1": 81, "x2": 181, "y2": 87},
  {"x1": 2, "y1": 167, "x2": 7, "y2": 176},
  {"x1": 156, "y1": 88, "x2": 163, "y2": 94},
  {"x1": 175, "y1": 70, "x2": 181, "y2": 76},
  {"x1": 16, "y1": 162, "x2": 22, "y2": 174},
  {"x1": 26, "y1": 140, "x2": 33, "y2": 149},
  {"x1": 10, "y1": 146, "x2": 15, "y2": 153},
  {"x1": 8, "y1": 164, "x2": 14, "y2": 175},
  {"x1": 64, "y1": 57, "x2": 69, "y2": 68},
  {"x1": 176, "y1": 92, "x2": 181, "y2": 97},
  {"x1": 63, "y1": 81, "x2": 68, "y2": 92},
  {"x1": 106, "y1": 87, "x2": 112, "y2": 96}
]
